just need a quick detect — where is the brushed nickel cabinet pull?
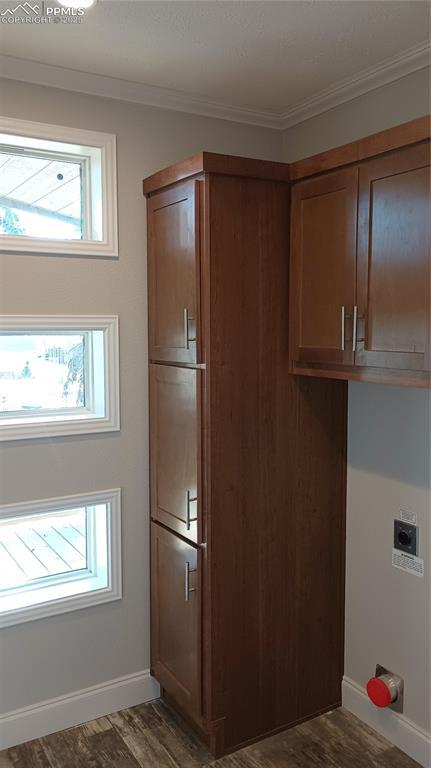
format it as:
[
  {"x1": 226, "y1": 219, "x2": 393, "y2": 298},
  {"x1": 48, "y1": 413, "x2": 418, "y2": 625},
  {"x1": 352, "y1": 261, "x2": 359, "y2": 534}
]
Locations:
[
  {"x1": 183, "y1": 307, "x2": 190, "y2": 350},
  {"x1": 184, "y1": 561, "x2": 196, "y2": 602},
  {"x1": 186, "y1": 490, "x2": 198, "y2": 530},
  {"x1": 352, "y1": 305, "x2": 358, "y2": 352},
  {"x1": 341, "y1": 306, "x2": 345, "y2": 351},
  {"x1": 183, "y1": 308, "x2": 196, "y2": 350}
]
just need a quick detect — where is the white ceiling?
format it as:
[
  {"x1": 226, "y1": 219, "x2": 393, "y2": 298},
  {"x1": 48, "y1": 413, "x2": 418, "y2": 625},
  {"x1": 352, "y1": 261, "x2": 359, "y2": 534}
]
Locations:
[{"x1": 0, "y1": 0, "x2": 429, "y2": 125}]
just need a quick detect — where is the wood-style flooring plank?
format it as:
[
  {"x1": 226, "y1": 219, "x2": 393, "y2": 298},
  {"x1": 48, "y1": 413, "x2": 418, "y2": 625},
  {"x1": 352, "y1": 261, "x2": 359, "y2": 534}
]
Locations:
[
  {"x1": 7, "y1": 739, "x2": 52, "y2": 768},
  {"x1": 108, "y1": 702, "x2": 166, "y2": 736},
  {"x1": 42, "y1": 726, "x2": 142, "y2": 768},
  {"x1": 148, "y1": 723, "x2": 210, "y2": 768},
  {"x1": 0, "y1": 754, "x2": 14, "y2": 768},
  {"x1": 111, "y1": 725, "x2": 182, "y2": 768},
  {"x1": 110, "y1": 702, "x2": 210, "y2": 768},
  {"x1": 205, "y1": 754, "x2": 263, "y2": 768},
  {"x1": 246, "y1": 709, "x2": 420, "y2": 768},
  {"x1": 78, "y1": 716, "x2": 113, "y2": 737},
  {"x1": 0, "y1": 703, "x2": 422, "y2": 768}
]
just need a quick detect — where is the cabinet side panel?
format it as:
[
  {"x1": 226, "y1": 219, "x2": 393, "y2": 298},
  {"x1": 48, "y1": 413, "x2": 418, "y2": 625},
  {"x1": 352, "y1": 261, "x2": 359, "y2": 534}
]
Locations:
[{"x1": 206, "y1": 174, "x2": 347, "y2": 752}]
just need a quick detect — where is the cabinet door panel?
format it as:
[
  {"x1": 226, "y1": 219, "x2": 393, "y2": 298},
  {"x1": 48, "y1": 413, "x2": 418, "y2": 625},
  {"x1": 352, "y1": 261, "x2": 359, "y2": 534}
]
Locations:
[
  {"x1": 148, "y1": 180, "x2": 201, "y2": 364},
  {"x1": 150, "y1": 364, "x2": 201, "y2": 543},
  {"x1": 291, "y1": 168, "x2": 358, "y2": 367},
  {"x1": 356, "y1": 143, "x2": 430, "y2": 373},
  {"x1": 151, "y1": 523, "x2": 201, "y2": 718}
]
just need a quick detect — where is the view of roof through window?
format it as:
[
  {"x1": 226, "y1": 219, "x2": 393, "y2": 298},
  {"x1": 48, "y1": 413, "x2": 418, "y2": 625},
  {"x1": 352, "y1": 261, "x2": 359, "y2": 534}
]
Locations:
[
  {"x1": 0, "y1": 507, "x2": 88, "y2": 592},
  {"x1": 0, "y1": 333, "x2": 86, "y2": 415},
  {"x1": 0, "y1": 151, "x2": 83, "y2": 240}
]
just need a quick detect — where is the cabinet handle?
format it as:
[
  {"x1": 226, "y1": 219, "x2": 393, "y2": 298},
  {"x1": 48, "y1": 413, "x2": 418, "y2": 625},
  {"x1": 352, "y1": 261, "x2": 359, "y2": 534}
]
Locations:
[
  {"x1": 183, "y1": 308, "x2": 196, "y2": 350},
  {"x1": 186, "y1": 490, "x2": 198, "y2": 530},
  {"x1": 184, "y1": 561, "x2": 196, "y2": 602},
  {"x1": 341, "y1": 306, "x2": 345, "y2": 351},
  {"x1": 352, "y1": 305, "x2": 358, "y2": 352}
]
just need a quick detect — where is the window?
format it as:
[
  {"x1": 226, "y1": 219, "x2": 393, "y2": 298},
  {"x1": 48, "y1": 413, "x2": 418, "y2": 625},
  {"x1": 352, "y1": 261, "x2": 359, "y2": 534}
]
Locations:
[
  {"x1": 0, "y1": 149, "x2": 84, "y2": 241},
  {"x1": 0, "y1": 490, "x2": 121, "y2": 627},
  {"x1": 0, "y1": 117, "x2": 117, "y2": 257},
  {"x1": 0, "y1": 316, "x2": 119, "y2": 440}
]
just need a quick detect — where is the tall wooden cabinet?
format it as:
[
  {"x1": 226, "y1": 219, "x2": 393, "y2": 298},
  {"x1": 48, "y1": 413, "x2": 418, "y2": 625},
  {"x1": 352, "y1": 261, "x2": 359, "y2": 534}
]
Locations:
[
  {"x1": 144, "y1": 153, "x2": 347, "y2": 757},
  {"x1": 290, "y1": 122, "x2": 430, "y2": 387}
]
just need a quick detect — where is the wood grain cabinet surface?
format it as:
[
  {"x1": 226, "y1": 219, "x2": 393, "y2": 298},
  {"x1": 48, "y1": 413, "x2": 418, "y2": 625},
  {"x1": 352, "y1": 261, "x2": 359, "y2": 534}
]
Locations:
[
  {"x1": 150, "y1": 364, "x2": 201, "y2": 543},
  {"x1": 356, "y1": 143, "x2": 430, "y2": 376},
  {"x1": 290, "y1": 167, "x2": 358, "y2": 367},
  {"x1": 150, "y1": 522, "x2": 201, "y2": 719},
  {"x1": 144, "y1": 153, "x2": 347, "y2": 757},
  {"x1": 148, "y1": 180, "x2": 201, "y2": 365},
  {"x1": 145, "y1": 121, "x2": 429, "y2": 758},
  {"x1": 290, "y1": 129, "x2": 430, "y2": 388}
]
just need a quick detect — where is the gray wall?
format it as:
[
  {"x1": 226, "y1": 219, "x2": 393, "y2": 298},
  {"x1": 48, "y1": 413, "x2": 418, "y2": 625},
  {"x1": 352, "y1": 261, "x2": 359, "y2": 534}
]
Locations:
[
  {"x1": 0, "y1": 77, "x2": 281, "y2": 714},
  {"x1": 0, "y1": 69, "x2": 429, "y2": 737},
  {"x1": 282, "y1": 68, "x2": 430, "y2": 161},
  {"x1": 347, "y1": 384, "x2": 430, "y2": 731},
  {"x1": 282, "y1": 67, "x2": 431, "y2": 733}
]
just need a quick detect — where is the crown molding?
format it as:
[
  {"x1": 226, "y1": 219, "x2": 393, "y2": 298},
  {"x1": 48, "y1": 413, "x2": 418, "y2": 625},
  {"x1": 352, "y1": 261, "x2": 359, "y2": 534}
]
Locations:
[
  {"x1": 280, "y1": 41, "x2": 430, "y2": 128},
  {"x1": 0, "y1": 54, "x2": 283, "y2": 129},
  {"x1": 0, "y1": 41, "x2": 429, "y2": 132}
]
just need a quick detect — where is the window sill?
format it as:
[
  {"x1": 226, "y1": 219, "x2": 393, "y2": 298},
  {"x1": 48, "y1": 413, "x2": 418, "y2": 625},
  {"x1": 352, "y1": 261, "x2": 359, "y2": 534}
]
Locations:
[
  {"x1": 0, "y1": 579, "x2": 121, "y2": 628},
  {"x1": 0, "y1": 413, "x2": 120, "y2": 442},
  {"x1": 0, "y1": 235, "x2": 118, "y2": 259}
]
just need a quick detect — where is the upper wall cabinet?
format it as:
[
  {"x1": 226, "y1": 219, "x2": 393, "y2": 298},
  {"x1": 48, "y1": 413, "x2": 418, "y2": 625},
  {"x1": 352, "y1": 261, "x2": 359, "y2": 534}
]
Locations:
[
  {"x1": 148, "y1": 179, "x2": 201, "y2": 364},
  {"x1": 290, "y1": 136, "x2": 430, "y2": 388},
  {"x1": 356, "y1": 143, "x2": 430, "y2": 376},
  {"x1": 290, "y1": 168, "x2": 358, "y2": 368}
]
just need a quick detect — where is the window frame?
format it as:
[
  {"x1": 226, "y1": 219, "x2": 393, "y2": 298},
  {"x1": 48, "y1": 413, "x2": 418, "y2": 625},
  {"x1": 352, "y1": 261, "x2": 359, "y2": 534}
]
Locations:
[
  {"x1": 0, "y1": 116, "x2": 118, "y2": 258},
  {"x1": 0, "y1": 489, "x2": 122, "y2": 628},
  {"x1": 0, "y1": 315, "x2": 120, "y2": 441}
]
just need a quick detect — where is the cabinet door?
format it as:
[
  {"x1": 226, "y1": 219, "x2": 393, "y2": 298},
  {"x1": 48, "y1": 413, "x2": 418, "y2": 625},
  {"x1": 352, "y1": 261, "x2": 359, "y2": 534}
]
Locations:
[
  {"x1": 290, "y1": 168, "x2": 358, "y2": 367},
  {"x1": 150, "y1": 364, "x2": 201, "y2": 543},
  {"x1": 148, "y1": 180, "x2": 201, "y2": 364},
  {"x1": 356, "y1": 143, "x2": 430, "y2": 374},
  {"x1": 151, "y1": 523, "x2": 201, "y2": 718}
]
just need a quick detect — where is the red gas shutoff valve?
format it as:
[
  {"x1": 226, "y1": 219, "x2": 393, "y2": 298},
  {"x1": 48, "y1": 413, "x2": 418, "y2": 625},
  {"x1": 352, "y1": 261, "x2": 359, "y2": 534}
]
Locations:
[{"x1": 367, "y1": 673, "x2": 403, "y2": 708}]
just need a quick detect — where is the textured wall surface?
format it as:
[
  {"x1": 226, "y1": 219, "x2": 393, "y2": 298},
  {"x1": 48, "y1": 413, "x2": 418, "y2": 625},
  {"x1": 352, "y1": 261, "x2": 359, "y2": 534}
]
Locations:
[
  {"x1": 0, "y1": 68, "x2": 429, "y2": 749},
  {"x1": 0, "y1": 77, "x2": 281, "y2": 714},
  {"x1": 283, "y1": 67, "x2": 431, "y2": 736}
]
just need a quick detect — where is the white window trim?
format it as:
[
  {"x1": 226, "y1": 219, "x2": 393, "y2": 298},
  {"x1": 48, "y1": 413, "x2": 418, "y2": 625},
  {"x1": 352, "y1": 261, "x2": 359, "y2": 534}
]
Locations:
[
  {"x1": 0, "y1": 315, "x2": 120, "y2": 441},
  {"x1": 0, "y1": 488, "x2": 122, "y2": 628},
  {"x1": 0, "y1": 116, "x2": 118, "y2": 258}
]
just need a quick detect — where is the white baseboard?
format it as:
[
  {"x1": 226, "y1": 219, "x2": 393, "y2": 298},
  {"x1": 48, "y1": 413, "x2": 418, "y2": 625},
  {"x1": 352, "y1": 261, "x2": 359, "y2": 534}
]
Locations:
[
  {"x1": 0, "y1": 669, "x2": 160, "y2": 751},
  {"x1": 342, "y1": 676, "x2": 431, "y2": 768}
]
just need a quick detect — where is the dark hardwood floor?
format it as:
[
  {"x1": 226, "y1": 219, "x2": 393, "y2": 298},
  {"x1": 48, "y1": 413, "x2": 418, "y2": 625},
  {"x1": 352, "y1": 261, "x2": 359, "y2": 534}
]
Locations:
[{"x1": 0, "y1": 701, "x2": 420, "y2": 768}]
